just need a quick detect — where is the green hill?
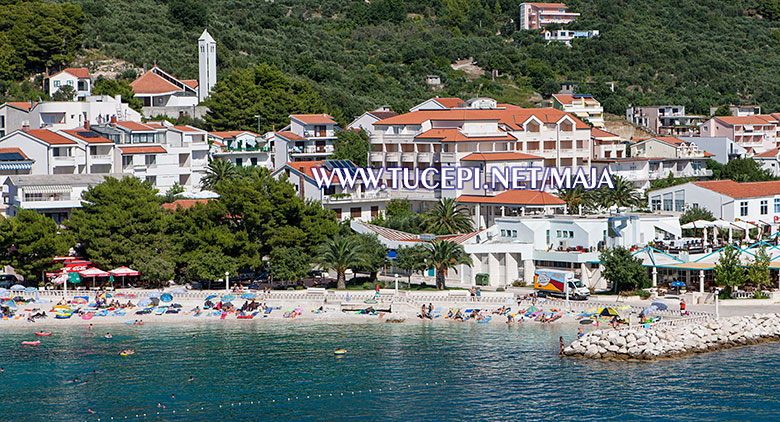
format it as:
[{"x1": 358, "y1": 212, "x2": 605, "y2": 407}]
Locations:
[{"x1": 5, "y1": 0, "x2": 780, "y2": 122}]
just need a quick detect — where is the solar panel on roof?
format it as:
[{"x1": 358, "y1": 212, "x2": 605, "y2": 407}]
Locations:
[
  {"x1": 76, "y1": 131, "x2": 100, "y2": 138},
  {"x1": 0, "y1": 152, "x2": 25, "y2": 161}
]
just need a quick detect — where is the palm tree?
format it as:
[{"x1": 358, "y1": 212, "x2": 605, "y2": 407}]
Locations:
[
  {"x1": 316, "y1": 235, "x2": 362, "y2": 289},
  {"x1": 426, "y1": 239, "x2": 472, "y2": 290},
  {"x1": 424, "y1": 198, "x2": 473, "y2": 234},
  {"x1": 589, "y1": 176, "x2": 641, "y2": 210},
  {"x1": 556, "y1": 186, "x2": 589, "y2": 213},
  {"x1": 201, "y1": 158, "x2": 237, "y2": 190}
]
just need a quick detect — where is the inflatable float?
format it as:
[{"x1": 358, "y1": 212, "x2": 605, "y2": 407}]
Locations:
[
  {"x1": 334, "y1": 349, "x2": 347, "y2": 355},
  {"x1": 21, "y1": 341, "x2": 40, "y2": 346},
  {"x1": 34, "y1": 332, "x2": 52, "y2": 336},
  {"x1": 55, "y1": 313, "x2": 72, "y2": 319}
]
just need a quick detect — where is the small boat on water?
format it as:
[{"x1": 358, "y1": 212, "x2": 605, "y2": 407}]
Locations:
[
  {"x1": 21, "y1": 341, "x2": 40, "y2": 346},
  {"x1": 34, "y1": 332, "x2": 52, "y2": 336},
  {"x1": 334, "y1": 349, "x2": 347, "y2": 355}
]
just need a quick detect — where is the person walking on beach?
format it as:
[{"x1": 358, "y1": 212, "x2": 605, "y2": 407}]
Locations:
[
  {"x1": 680, "y1": 299, "x2": 687, "y2": 316},
  {"x1": 476, "y1": 287, "x2": 481, "y2": 301}
]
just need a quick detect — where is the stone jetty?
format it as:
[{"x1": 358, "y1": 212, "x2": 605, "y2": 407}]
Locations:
[{"x1": 565, "y1": 314, "x2": 780, "y2": 360}]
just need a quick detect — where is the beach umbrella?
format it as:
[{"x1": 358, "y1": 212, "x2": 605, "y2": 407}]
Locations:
[
  {"x1": 650, "y1": 302, "x2": 668, "y2": 311},
  {"x1": 221, "y1": 294, "x2": 235, "y2": 302},
  {"x1": 241, "y1": 293, "x2": 256, "y2": 300},
  {"x1": 205, "y1": 295, "x2": 218, "y2": 301},
  {"x1": 23, "y1": 287, "x2": 37, "y2": 293},
  {"x1": 599, "y1": 307, "x2": 621, "y2": 317},
  {"x1": 160, "y1": 293, "x2": 173, "y2": 303},
  {"x1": 137, "y1": 298, "x2": 152, "y2": 307},
  {"x1": 525, "y1": 305, "x2": 540, "y2": 313},
  {"x1": 2, "y1": 300, "x2": 17, "y2": 310},
  {"x1": 0, "y1": 288, "x2": 9, "y2": 297},
  {"x1": 640, "y1": 305, "x2": 659, "y2": 316},
  {"x1": 150, "y1": 297, "x2": 160, "y2": 306},
  {"x1": 670, "y1": 281, "x2": 685, "y2": 287},
  {"x1": 72, "y1": 297, "x2": 87, "y2": 305},
  {"x1": 10, "y1": 284, "x2": 24, "y2": 291},
  {"x1": 171, "y1": 288, "x2": 187, "y2": 294},
  {"x1": 147, "y1": 292, "x2": 162, "y2": 299}
]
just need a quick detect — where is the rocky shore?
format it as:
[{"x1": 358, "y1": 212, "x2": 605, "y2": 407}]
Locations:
[{"x1": 564, "y1": 314, "x2": 780, "y2": 360}]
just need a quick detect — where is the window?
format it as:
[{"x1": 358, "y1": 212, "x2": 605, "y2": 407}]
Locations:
[
  {"x1": 569, "y1": 231, "x2": 574, "y2": 238},
  {"x1": 334, "y1": 208, "x2": 342, "y2": 219},
  {"x1": 146, "y1": 176, "x2": 156, "y2": 186},
  {"x1": 775, "y1": 198, "x2": 779, "y2": 213},
  {"x1": 371, "y1": 206, "x2": 379, "y2": 217},
  {"x1": 66, "y1": 80, "x2": 73, "y2": 86},
  {"x1": 546, "y1": 230, "x2": 550, "y2": 245},
  {"x1": 236, "y1": 158, "x2": 243, "y2": 167},
  {"x1": 250, "y1": 157, "x2": 258, "y2": 167},
  {"x1": 556, "y1": 230, "x2": 562, "y2": 238},
  {"x1": 145, "y1": 155, "x2": 156, "y2": 166},
  {"x1": 122, "y1": 156, "x2": 133, "y2": 168},
  {"x1": 651, "y1": 198, "x2": 662, "y2": 211},
  {"x1": 53, "y1": 147, "x2": 71, "y2": 157},
  {"x1": 350, "y1": 207, "x2": 361, "y2": 218},
  {"x1": 0, "y1": 116, "x2": 5, "y2": 128},
  {"x1": 512, "y1": 230, "x2": 518, "y2": 238},
  {"x1": 761, "y1": 200, "x2": 768, "y2": 215},
  {"x1": 501, "y1": 230, "x2": 507, "y2": 237},
  {"x1": 53, "y1": 80, "x2": 61, "y2": 87},
  {"x1": 131, "y1": 133, "x2": 155, "y2": 144},
  {"x1": 740, "y1": 201, "x2": 748, "y2": 217}
]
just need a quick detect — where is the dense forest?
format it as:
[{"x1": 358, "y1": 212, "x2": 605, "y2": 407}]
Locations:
[{"x1": 4, "y1": 0, "x2": 780, "y2": 123}]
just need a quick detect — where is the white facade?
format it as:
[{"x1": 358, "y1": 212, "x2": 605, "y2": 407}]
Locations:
[
  {"x1": 552, "y1": 94, "x2": 604, "y2": 128},
  {"x1": 209, "y1": 131, "x2": 273, "y2": 169},
  {"x1": 346, "y1": 108, "x2": 397, "y2": 136},
  {"x1": 0, "y1": 102, "x2": 35, "y2": 137},
  {"x1": 543, "y1": 29, "x2": 599, "y2": 45},
  {"x1": 32, "y1": 96, "x2": 141, "y2": 130},
  {"x1": 198, "y1": 29, "x2": 217, "y2": 103},
  {"x1": 49, "y1": 68, "x2": 91, "y2": 100},
  {"x1": 678, "y1": 136, "x2": 746, "y2": 165}
]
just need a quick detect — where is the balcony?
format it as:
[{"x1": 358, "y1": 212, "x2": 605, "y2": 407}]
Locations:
[
  {"x1": 322, "y1": 191, "x2": 391, "y2": 204},
  {"x1": 89, "y1": 154, "x2": 113, "y2": 165},
  {"x1": 417, "y1": 152, "x2": 433, "y2": 162},
  {"x1": 303, "y1": 131, "x2": 335, "y2": 139},
  {"x1": 52, "y1": 155, "x2": 76, "y2": 165},
  {"x1": 290, "y1": 145, "x2": 334, "y2": 155},
  {"x1": 401, "y1": 152, "x2": 416, "y2": 162},
  {"x1": 369, "y1": 152, "x2": 384, "y2": 162},
  {"x1": 385, "y1": 152, "x2": 400, "y2": 161}
]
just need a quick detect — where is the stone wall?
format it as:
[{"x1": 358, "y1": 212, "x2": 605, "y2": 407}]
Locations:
[{"x1": 565, "y1": 314, "x2": 780, "y2": 360}]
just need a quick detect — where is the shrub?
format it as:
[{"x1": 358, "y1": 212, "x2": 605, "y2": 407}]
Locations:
[
  {"x1": 512, "y1": 280, "x2": 526, "y2": 287},
  {"x1": 496, "y1": 287, "x2": 505, "y2": 292}
]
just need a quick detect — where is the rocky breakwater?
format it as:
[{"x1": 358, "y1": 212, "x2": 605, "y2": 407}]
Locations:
[{"x1": 564, "y1": 314, "x2": 780, "y2": 360}]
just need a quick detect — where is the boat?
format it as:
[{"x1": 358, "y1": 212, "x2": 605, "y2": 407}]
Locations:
[
  {"x1": 34, "y1": 332, "x2": 52, "y2": 336},
  {"x1": 21, "y1": 341, "x2": 40, "y2": 346},
  {"x1": 334, "y1": 349, "x2": 347, "y2": 355}
]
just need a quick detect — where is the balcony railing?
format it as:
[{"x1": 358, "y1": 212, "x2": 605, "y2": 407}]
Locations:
[
  {"x1": 322, "y1": 191, "x2": 390, "y2": 203},
  {"x1": 289, "y1": 145, "x2": 334, "y2": 154}
]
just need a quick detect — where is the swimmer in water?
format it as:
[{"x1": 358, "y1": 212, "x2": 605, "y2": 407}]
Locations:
[
  {"x1": 189, "y1": 376, "x2": 194, "y2": 382},
  {"x1": 104, "y1": 332, "x2": 112, "y2": 339}
]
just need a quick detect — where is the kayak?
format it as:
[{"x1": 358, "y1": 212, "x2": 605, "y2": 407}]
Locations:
[
  {"x1": 21, "y1": 341, "x2": 40, "y2": 346},
  {"x1": 334, "y1": 349, "x2": 347, "y2": 355},
  {"x1": 34, "y1": 332, "x2": 52, "y2": 336}
]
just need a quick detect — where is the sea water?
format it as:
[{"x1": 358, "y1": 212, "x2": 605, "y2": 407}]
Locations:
[{"x1": 1, "y1": 321, "x2": 779, "y2": 421}]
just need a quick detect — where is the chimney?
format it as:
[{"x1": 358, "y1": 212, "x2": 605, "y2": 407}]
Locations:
[
  {"x1": 298, "y1": 166, "x2": 305, "y2": 199},
  {"x1": 110, "y1": 116, "x2": 118, "y2": 127},
  {"x1": 84, "y1": 120, "x2": 90, "y2": 130}
]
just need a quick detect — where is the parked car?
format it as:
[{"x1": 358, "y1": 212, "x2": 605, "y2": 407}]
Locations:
[{"x1": 0, "y1": 274, "x2": 19, "y2": 289}]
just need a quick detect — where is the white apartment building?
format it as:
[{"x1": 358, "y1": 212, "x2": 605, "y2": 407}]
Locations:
[
  {"x1": 272, "y1": 160, "x2": 389, "y2": 221},
  {"x1": 590, "y1": 127, "x2": 624, "y2": 159},
  {"x1": 542, "y1": 29, "x2": 599, "y2": 45},
  {"x1": 0, "y1": 102, "x2": 36, "y2": 137},
  {"x1": 3, "y1": 174, "x2": 122, "y2": 223},
  {"x1": 48, "y1": 68, "x2": 91, "y2": 99},
  {"x1": 647, "y1": 180, "x2": 780, "y2": 224},
  {"x1": 700, "y1": 115, "x2": 780, "y2": 154},
  {"x1": 32, "y1": 96, "x2": 142, "y2": 130},
  {"x1": 346, "y1": 107, "x2": 398, "y2": 136},
  {"x1": 0, "y1": 129, "x2": 86, "y2": 176},
  {"x1": 552, "y1": 94, "x2": 604, "y2": 127},
  {"x1": 270, "y1": 114, "x2": 340, "y2": 168},
  {"x1": 209, "y1": 131, "x2": 273, "y2": 169}
]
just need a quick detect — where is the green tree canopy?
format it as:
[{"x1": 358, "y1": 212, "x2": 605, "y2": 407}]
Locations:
[
  {"x1": 65, "y1": 177, "x2": 175, "y2": 285},
  {"x1": 332, "y1": 129, "x2": 369, "y2": 167},
  {"x1": 270, "y1": 246, "x2": 311, "y2": 282},
  {"x1": 679, "y1": 207, "x2": 715, "y2": 225},
  {"x1": 715, "y1": 245, "x2": 746, "y2": 294},
  {"x1": 352, "y1": 233, "x2": 387, "y2": 282},
  {"x1": 599, "y1": 246, "x2": 650, "y2": 293},
  {"x1": 712, "y1": 158, "x2": 776, "y2": 182},
  {"x1": 395, "y1": 244, "x2": 430, "y2": 284},
  {"x1": 746, "y1": 244, "x2": 771, "y2": 290},
  {"x1": 204, "y1": 63, "x2": 326, "y2": 132},
  {"x1": 0, "y1": 210, "x2": 67, "y2": 283},
  {"x1": 93, "y1": 76, "x2": 143, "y2": 111},
  {"x1": 52, "y1": 85, "x2": 76, "y2": 101},
  {"x1": 425, "y1": 239, "x2": 471, "y2": 289},
  {"x1": 424, "y1": 198, "x2": 473, "y2": 234},
  {"x1": 316, "y1": 235, "x2": 362, "y2": 289},
  {"x1": 201, "y1": 158, "x2": 238, "y2": 190}
]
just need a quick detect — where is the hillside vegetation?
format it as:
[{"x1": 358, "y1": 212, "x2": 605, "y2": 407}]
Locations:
[{"x1": 4, "y1": 0, "x2": 780, "y2": 124}]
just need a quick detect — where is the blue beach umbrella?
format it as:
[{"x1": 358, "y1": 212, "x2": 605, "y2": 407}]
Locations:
[
  {"x1": 147, "y1": 292, "x2": 162, "y2": 299},
  {"x1": 650, "y1": 302, "x2": 668, "y2": 311},
  {"x1": 241, "y1": 293, "x2": 256, "y2": 300},
  {"x1": 2, "y1": 300, "x2": 17, "y2": 310},
  {"x1": 137, "y1": 298, "x2": 152, "y2": 307},
  {"x1": 160, "y1": 293, "x2": 173, "y2": 303},
  {"x1": 205, "y1": 295, "x2": 218, "y2": 301},
  {"x1": 0, "y1": 288, "x2": 9, "y2": 298},
  {"x1": 221, "y1": 294, "x2": 235, "y2": 302},
  {"x1": 24, "y1": 287, "x2": 37, "y2": 293},
  {"x1": 10, "y1": 284, "x2": 24, "y2": 291},
  {"x1": 670, "y1": 281, "x2": 685, "y2": 287}
]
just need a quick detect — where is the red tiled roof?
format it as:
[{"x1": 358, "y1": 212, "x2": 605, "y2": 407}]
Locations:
[
  {"x1": 0, "y1": 147, "x2": 31, "y2": 160},
  {"x1": 275, "y1": 131, "x2": 306, "y2": 141},
  {"x1": 591, "y1": 157, "x2": 651, "y2": 163},
  {"x1": 692, "y1": 180, "x2": 780, "y2": 199},
  {"x1": 25, "y1": 129, "x2": 77, "y2": 145},
  {"x1": 702, "y1": 151, "x2": 715, "y2": 157},
  {"x1": 119, "y1": 146, "x2": 167, "y2": 154},
  {"x1": 415, "y1": 128, "x2": 516, "y2": 143},
  {"x1": 62, "y1": 129, "x2": 113, "y2": 144},
  {"x1": 376, "y1": 107, "x2": 589, "y2": 130},
  {"x1": 714, "y1": 116, "x2": 774, "y2": 126},
  {"x1": 172, "y1": 125, "x2": 202, "y2": 132},
  {"x1": 130, "y1": 71, "x2": 182, "y2": 95},
  {"x1": 755, "y1": 148, "x2": 780, "y2": 158},
  {"x1": 457, "y1": 190, "x2": 566, "y2": 206},
  {"x1": 369, "y1": 111, "x2": 398, "y2": 119},
  {"x1": 209, "y1": 131, "x2": 260, "y2": 139},
  {"x1": 591, "y1": 128, "x2": 620, "y2": 139},
  {"x1": 460, "y1": 152, "x2": 542, "y2": 161},
  {"x1": 289, "y1": 114, "x2": 337, "y2": 125},
  {"x1": 528, "y1": 3, "x2": 569, "y2": 9},
  {"x1": 553, "y1": 94, "x2": 598, "y2": 106},
  {"x1": 637, "y1": 136, "x2": 686, "y2": 146},
  {"x1": 145, "y1": 123, "x2": 166, "y2": 129},
  {"x1": 161, "y1": 198, "x2": 212, "y2": 211},
  {"x1": 3, "y1": 101, "x2": 37, "y2": 111},
  {"x1": 115, "y1": 121, "x2": 155, "y2": 131},
  {"x1": 434, "y1": 97, "x2": 467, "y2": 108},
  {"x1": 287, "y1": 161, "x2": 323, "y2": 179},
  {"x1": 181, "y1": 79, "x2": 199, "y2": 89},
  {"x1": 54, "y1": 67, "x2": 90, "y2": 79}
]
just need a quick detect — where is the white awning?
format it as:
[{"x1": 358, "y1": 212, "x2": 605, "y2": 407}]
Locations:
[
  {"x1": 22, "y1": 185, "x2": 72, "y2": 195},
  {"x1": 0, "y1": 163, "x2": 33, "y2": 170}
]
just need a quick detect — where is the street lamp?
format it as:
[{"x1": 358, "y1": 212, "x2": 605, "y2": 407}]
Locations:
[
  {"x1": 254, "y1": 115, "x2": 261, "y2": 134},
  {"x1": 715, "y1": 288, "x2": 720, "y2": 320},
  {"x1": 225, "y1": 271, "x2": 230, "y2": 293},
  {"x1": 394, "y1": 273, "x2": 399, "y2": 295}
]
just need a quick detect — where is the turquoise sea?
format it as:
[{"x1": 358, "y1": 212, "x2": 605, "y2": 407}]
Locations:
[{"x1": 1, "y1": 321, "x2": 779, "y2": 421}]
